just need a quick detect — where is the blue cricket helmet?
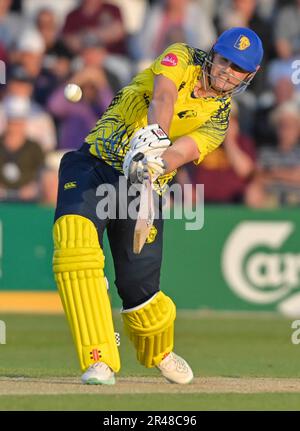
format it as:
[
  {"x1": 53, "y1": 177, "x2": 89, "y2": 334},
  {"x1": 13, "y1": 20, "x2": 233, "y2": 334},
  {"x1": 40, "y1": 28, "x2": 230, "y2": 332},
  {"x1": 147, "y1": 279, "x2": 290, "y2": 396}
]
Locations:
[{"x1": 213, "y1": 27, "x2": 264, "y2": 72}]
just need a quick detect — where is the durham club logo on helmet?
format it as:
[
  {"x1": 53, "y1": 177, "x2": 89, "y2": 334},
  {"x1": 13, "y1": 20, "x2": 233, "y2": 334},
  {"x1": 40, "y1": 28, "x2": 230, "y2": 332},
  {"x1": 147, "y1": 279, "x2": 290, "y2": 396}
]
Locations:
[
  {"x1": 213, "y1": 28, "x2": 263, "y2": 74},
  {"x1": 234, "y1": 35, "x2": 251, "y2": 51}
]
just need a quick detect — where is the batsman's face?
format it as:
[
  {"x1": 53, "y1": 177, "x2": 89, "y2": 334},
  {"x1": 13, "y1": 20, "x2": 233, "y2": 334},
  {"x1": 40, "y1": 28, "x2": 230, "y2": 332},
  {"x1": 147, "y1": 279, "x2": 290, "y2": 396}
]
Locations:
[{"x1": 210, "y1": 54, "x2": 251, "y2": 93}]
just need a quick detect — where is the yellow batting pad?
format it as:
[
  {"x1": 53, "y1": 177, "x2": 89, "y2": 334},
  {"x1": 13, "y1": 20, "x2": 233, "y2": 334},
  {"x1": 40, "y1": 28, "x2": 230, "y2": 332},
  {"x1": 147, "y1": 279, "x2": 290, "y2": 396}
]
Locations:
[
  {"x1": 53, "y1": 215, "x2": 120, "y2": 372},
  {"x1": 122, "y1": 291, "x2": 176, "y2": 368}
]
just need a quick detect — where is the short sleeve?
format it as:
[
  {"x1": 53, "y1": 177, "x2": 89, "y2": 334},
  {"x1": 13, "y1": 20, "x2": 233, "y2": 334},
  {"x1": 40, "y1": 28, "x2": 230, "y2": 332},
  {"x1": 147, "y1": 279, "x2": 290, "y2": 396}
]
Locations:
[
  {"x1": 151, "y1": 43, "x2": 191, "y2": 89},
  {"x1": 188, "y1": 101, "x2": 231, "y2": 165}
]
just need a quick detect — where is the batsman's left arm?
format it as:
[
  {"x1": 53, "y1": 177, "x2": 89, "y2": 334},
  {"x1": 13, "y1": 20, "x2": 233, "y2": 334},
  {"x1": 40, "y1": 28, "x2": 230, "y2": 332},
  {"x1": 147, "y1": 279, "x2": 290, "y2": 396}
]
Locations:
[
  {"x1": 145, "y1": 118, "x2": 229, "y2": 179},
  {"x1": 142, "y1": 135, "x2": 201, "y2": 182}
]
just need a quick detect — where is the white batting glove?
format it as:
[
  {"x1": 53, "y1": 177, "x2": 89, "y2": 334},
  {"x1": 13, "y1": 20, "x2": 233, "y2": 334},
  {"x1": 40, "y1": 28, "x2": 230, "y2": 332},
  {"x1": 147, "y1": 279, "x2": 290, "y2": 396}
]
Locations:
[
  {"x1": 123, "y1": 125, "x2": 171, "y2": 180},
  {"x1": 129, "y1": 124, "x2": 172, "y2": 156},
  {"x1": 126, "y1": 152, "x2": 167, "y2": 184},
  {"x1": 146, "y1": 155, "x2": 166, "y2": 180}
]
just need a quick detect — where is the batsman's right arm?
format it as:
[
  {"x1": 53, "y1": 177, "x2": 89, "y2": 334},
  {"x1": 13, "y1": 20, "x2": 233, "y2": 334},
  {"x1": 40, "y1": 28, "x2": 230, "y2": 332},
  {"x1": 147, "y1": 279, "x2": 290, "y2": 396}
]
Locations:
[
  {"x1": 147, "y1": 74, "x2": 178, "y2": 133},
  {"x1": 147, "y1": 74, "x2": 200, "y2": 172}
]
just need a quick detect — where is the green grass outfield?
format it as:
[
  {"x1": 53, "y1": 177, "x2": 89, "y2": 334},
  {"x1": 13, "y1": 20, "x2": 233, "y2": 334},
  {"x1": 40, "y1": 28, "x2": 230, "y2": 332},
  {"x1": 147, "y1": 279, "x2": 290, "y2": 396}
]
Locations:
[{"x1": 1, "y1": 312, "x2": 300, "y2": 410}]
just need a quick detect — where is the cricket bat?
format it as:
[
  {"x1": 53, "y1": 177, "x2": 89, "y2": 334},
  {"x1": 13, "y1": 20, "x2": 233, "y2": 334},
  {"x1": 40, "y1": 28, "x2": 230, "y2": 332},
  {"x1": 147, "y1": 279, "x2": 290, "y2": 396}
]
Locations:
[{"x1": 133, "y1": 177, "x2": 154, "y2": 254}]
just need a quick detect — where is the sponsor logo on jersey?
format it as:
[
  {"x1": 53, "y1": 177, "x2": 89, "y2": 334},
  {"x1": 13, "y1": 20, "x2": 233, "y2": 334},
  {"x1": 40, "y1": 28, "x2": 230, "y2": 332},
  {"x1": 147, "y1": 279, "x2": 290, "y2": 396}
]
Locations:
[
  {"x1": 178, "y1": 110, "x2": 197, "y2": 119},
  {"x1": 161, "y1": 53, "x2": 178, "y2": 67},
  {"x1": 64, "y1": 181, "x2": 77, "y2": 190},
  {"x1": 234, "y1": 35, "x2": 251, "y2": 50},
  {"x1": 178, "y1": 81, "x2": 186, "y2": 91}
]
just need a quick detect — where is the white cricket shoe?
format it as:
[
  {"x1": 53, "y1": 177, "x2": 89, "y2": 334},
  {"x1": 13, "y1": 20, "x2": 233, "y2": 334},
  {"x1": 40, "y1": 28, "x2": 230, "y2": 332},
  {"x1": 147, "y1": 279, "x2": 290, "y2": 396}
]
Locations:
[
  {"x1": 157, "y1": 352, "x2": 193, "y2": 384},
  {"x1": 81, "y1": 362, "x2": 115, "y2": 385}
]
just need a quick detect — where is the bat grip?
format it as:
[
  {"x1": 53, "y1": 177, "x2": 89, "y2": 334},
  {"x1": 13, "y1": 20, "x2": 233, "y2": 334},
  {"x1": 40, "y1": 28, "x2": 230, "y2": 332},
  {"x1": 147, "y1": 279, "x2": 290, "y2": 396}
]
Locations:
[{"x1": 132, "y1": 152, "x2": 145, "y2": 162}]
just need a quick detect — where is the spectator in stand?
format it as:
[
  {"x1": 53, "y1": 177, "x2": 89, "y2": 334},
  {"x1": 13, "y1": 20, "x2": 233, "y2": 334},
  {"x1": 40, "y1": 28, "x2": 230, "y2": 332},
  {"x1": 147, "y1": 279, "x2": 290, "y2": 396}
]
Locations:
[
  {"x1": 266, "y1": 0, "x2": 300, "y2": 93},
  {"x1": 22, "y1": 0, "x2": 78, "y2": 28},
  {"x1": 36, "y1": 8, "x2": 72, "y2": 68},
  {"x1": 34, "y1": 8, "x2": 74, "y2": 105},
  {"x1": 40, "y1": 150, "x2": 66, "y2": 206},
  {"x1": 0, "y1": 43, "x2": 7, "y2": 74},
  {"x1": 0, "y1": 64, "x2": 57, "y2": 152},
  {"x1": 195, "y1": 0, "x2": 217, "y2": 20},
  {"x1": 134, "y1": 0, "x2": 216, "y2": 67},
  {"x1": 246, "y1": 102, "x2": 300, "y2": 207},
  {"x1": 9, "y1": 26, "x2": 66, "y2": 106},
  {"x1": 76, "y1": 33, "x2": 122, "y2": 93},
  {"x1": 109, "y1": 0, "x2": 147, "y2": 36},
  {"x1": 274, "y1": 0, "x2": 300, "y2": 60},
  {"x1": 47, "y1": 44, "x2": 73, "y2": 85},
  {"x1": 0, "y1": 0, "x2": 25, "y2": 50},
  {"x1": 0, "y1": 97, "x2": 44, "y2": 202},
  {"x1": 10, "y1": 28, "x2": 45, "y2": 81},
  {"x1": 62, "y1": 0, "x2": 127, "y2": 56},
  {"x1": 255, "y1": 75, "x2": 300, "y2": 147},
  {"x1": 47, "y1": 65, "x2": 114, "y2": 150},
  {"x1": 177, "y1": 102, "x2": 256, "y2": 204}
]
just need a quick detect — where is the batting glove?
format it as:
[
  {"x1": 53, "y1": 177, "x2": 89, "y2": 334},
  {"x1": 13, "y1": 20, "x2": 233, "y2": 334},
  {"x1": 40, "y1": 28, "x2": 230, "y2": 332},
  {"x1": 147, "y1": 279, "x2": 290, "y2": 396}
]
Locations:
[
  {"x1": 129, "y1": 124, "x2": 171, "y2": 156},
  {"x1": 127, "y1": 152, "x2": 167, "y2": 184},
  {"x1": 123, "y1": 125, "x2": 171, "y2": 180}
]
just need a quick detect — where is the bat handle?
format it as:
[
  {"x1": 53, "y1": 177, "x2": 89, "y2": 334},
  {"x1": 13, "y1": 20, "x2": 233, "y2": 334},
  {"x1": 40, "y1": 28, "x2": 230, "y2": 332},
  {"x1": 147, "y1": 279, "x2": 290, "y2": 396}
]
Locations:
[{"x1": 132, "y1": 152, "x2": 145, "y2": 162}]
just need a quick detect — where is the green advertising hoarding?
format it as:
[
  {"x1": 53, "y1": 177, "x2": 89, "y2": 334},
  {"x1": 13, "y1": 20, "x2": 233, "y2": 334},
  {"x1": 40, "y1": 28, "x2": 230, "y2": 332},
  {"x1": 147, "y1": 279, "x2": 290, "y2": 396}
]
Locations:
[
  {"x1": 162, "y1": 206, "x2": 300, "y2": 315},
  {"x1": 0, "y1": 204, "x2": 299, "y2": 314}
]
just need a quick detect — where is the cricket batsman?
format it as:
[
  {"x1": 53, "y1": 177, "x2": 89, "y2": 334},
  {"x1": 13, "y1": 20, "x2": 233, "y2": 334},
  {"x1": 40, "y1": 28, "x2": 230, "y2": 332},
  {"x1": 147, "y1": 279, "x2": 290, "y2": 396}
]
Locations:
[{"x1": 53, "y1": 27, "x2": 263, "y2": 385}]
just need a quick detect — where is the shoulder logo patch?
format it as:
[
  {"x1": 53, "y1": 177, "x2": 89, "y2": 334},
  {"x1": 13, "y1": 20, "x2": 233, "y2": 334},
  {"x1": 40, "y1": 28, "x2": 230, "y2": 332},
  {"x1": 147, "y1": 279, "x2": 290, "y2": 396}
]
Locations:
[
  {"x1": 161, "y1": 53, "x2": 178, "y2": 67},
  {"x1": 234, "y1": 35, "x2": 250, "y2": 50}
]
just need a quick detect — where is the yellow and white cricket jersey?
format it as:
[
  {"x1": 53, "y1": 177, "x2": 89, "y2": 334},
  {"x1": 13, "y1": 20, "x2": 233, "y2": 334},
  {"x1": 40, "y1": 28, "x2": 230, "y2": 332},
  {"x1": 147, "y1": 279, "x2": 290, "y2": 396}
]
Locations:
[{"x1": 85, "y1": 43, "x2": 231, "y2": 192}]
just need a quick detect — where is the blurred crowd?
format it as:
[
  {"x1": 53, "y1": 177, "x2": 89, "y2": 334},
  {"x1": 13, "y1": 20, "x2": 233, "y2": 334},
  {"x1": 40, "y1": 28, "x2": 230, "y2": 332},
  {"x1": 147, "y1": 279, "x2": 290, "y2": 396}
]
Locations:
[{"x1": 0, "y1": 0, "x2": 299, "y2": 208}]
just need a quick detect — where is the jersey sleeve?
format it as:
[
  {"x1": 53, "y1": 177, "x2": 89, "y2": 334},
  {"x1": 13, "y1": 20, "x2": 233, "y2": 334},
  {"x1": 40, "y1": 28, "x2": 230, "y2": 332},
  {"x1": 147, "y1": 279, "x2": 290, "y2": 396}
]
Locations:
[
  {"x1": 187, "y1": 101, "x2": 231, "y2": 165},
  {"x1": 151, "y1": 43, "x2": 191, "y2": 89}
]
